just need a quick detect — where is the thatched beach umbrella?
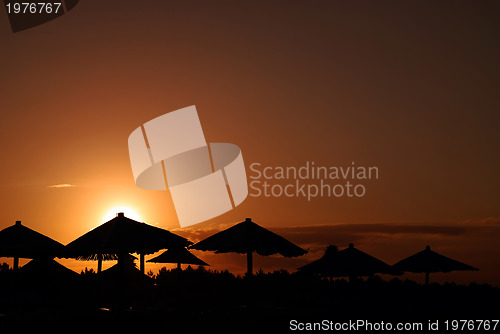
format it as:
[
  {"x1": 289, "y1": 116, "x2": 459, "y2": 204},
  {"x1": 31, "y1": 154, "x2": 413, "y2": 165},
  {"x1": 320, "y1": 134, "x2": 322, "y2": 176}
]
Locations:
[
  {"x1": 190, "y1": 218, "x2": 307, "y2": 276},
  {"x1": 20, "y1": 258, "x2": 79, "y2": 280},
  {"x1": 65, "y1": 213, "x2": 191, "y2": 274},
  {"x1": 99, "y1": 253, "x2": 152, "y2": 284},
  {"x1": 0, "y1": 220, "x2": 64, "y2": 270},
  {"x1": 297, "y1": 245, "x2": 339, "y2": 278},
  {"x1": 392, "y1": 245, "x2": 478, "y2": 286},
  {"x1": 147, "y1": 247, "x2": 209, "y2": 270},
  {"x1": 298, "y1": 244, "x2": 394, "y2": 281}
]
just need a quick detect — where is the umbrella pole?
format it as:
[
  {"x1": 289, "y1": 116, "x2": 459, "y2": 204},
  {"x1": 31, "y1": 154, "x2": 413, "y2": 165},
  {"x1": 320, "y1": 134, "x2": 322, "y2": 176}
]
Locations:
[
  {"x1": 177, "y1": 262, "x2": 181, "y2": 271},
  {"x1": 97, "y1": 254, "x2": 102, "y2": 273},
  {"x1": 13, "y1": 257, "x2": 19, "y2": 270},
  {"x1": 247, "y1": 251, "x2": 253, "y2": 276},
  {"x1": 424, "y1": 271, "x2": 430, "y2": 315},
  {"x1": 140, "y1": 253, "x2": 145, "y2": 274}
]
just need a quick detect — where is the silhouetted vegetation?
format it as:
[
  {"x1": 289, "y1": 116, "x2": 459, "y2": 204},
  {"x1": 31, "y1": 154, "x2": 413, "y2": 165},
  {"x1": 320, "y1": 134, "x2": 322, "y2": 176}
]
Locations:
[
  {"x1": 80, "y1": 267, "x2": 96, "y2": 276},
  {"x1": 0, "y1": 263, "x2": 499, "y2": 333}
]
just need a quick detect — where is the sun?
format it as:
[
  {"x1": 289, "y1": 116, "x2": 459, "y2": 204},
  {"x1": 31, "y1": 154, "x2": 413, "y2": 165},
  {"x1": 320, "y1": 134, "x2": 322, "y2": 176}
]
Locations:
[{"x1": 102, "y1": 206, "x2": 142, "y2": 223}]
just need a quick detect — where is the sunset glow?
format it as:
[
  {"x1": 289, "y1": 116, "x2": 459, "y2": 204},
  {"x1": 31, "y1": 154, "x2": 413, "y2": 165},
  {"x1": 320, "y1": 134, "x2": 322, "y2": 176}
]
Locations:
[
  {"x1": 101, "y1": 206, "x2": 142, "y2": 224},
  {"x1": 1, "y1": 1, "x2": 500, "y2": 331},
  {"x1": 0, "y1": 0, "x2": 499, "y2": 288}
]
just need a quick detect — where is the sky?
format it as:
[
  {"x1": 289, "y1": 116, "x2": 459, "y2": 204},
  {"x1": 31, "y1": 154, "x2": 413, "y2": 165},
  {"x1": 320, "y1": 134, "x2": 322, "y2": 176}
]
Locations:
[{"x1": 0, "y1": 1, "x2": 499, "y2": 285}]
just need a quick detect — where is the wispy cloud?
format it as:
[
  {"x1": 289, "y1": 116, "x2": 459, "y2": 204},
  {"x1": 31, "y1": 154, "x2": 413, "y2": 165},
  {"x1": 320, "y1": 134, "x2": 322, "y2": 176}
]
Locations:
[
  {"x1": 461, "y1": 217, "x2": 500, "y2": 226},
  {"x1": 176, "y1": 223, "x2": 471, "y2": 246},
  {"x1": 48, "y1": 184, "x2": 76, "y2": 188}
]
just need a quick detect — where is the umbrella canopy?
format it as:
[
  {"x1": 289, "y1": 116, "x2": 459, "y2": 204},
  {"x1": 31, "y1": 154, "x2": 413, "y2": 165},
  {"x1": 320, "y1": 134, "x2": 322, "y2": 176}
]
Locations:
[
  {"x1": 65, "y1": 213, "x2": 192, "y2": 273},
  {"x1": 190, "y1": 218, "x2": 307, "y2": 275},
  {"x1": 20, "y1": 258, "x2": 80, "y2": 279},
  {"x1": 298, "y1": 243, "x2": 393, "y2": 279},
  {"x1": 65, "y1": 213, "x2": 191, "y2": 259},
  {"x1": 392, "y1": 245, "x2": 478, "y2": 285},
  {"x1": 0, "y1": 221, "x2": 65, "y2": 269},
  {"x1": 99, "y1": 253, "x2": 152, "y2": 283},
  {"x1": 297, "y1": 245, "x2": 339, "y2": 276},
  {"x1": 147, "y1": 247, "x2": 209, "y2": 270}
]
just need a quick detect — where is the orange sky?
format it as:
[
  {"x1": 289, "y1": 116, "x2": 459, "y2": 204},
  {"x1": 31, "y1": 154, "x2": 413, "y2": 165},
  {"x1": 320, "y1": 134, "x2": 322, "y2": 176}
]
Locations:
[{"x1": 0, "y1": 1, "x2": 499, "y2": 285}]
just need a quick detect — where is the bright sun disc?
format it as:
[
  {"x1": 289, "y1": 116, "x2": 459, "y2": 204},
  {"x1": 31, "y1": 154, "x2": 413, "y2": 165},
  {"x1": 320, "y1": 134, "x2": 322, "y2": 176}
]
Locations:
[{"x1": 102, "y1": 206, "x2": 142, "y2": 223}]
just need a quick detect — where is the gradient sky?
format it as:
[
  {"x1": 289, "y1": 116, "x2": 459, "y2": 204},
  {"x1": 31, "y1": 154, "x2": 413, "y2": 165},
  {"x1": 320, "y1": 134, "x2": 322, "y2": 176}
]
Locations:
[{"x1": 1, "y1": 1, "x2": 499, "y2": 285}]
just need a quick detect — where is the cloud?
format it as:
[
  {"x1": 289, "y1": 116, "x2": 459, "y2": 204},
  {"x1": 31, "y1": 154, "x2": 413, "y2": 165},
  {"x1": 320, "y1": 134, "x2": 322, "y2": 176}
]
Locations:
[
  {"x1": 273, "y1": 223, "x2": 469, "y2": 242},
  {"x1": 461, "y1": 217, "x2": 500, "y2": 226},
  {"x1": 176, "y1": 223, "x2": 470, "y2": 247},
  {"x1": 48, "y1": 184, "x2": 76, "y2": 188}
]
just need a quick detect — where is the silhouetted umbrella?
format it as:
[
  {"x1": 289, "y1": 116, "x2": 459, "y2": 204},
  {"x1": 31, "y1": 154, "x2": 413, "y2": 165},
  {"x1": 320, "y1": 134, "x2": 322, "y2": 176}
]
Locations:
[
  {"x1": 190, "y1": 218, "x2": 307, "y2": 276},
  {"x1": 65, "y1": 213, "x2": 191, "y2": 273},
  {"x1": 297, "y1": 245, "x2": 339, "y2": 277},
  {"x1": 298, "y1": 244, "x2": 394, "y2": 281},
  {"x1": 100, "y1": 253, "x2": 152, "y2": 283},
  {"x1": 147, "y1": 247, "x2": 209, "y2": 270},
  {"x1": 0, "y1": 220, "x2": 65, "y2": 270},
  {"x1": 20, "y1": 258, "x2": 79, "y2": 280},
  {"x1": 17, "y1": 259, "x2": 81, "y2": 299},
  {"x1": 98, "y1": 253, "x2": 154, "y2": 308},
  {"x1": 392, "y1": 245, "x2": 478, "y2": 286}
]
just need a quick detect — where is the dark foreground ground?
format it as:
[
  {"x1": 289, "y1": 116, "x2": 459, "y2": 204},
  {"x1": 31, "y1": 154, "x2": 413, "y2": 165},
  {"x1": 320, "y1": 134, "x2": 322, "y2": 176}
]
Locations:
[{"x1": 0, "y1": 265, "x2": 499, "y2": 334}]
